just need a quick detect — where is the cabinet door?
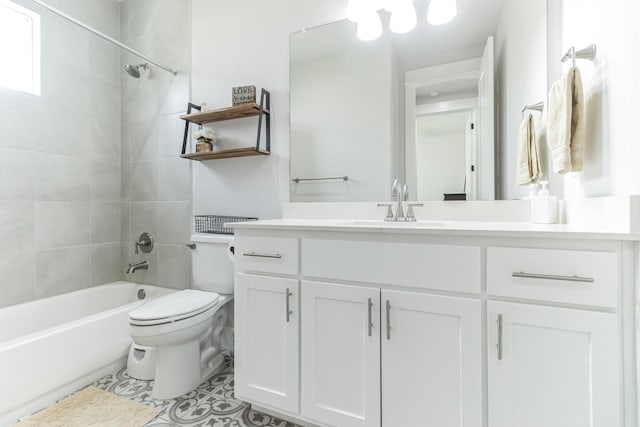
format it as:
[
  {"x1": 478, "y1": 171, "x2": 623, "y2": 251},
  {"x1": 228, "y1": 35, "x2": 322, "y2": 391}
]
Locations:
[
  {"x1": 381, "y1": 290, "x2": 482, "y2": 427},
  {"x1": 488, "y1": 301, "x2": 620, "y2": 427},
  {"x1": 235, "y1": 273, "x2": 299, "y2": 413},
  {"x1": 301, "y1": 281, "x2": 380, "y2": 427}
]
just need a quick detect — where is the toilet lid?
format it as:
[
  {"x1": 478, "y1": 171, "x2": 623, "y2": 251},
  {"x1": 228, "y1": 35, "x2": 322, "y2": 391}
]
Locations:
[{"x1": 129, "y1": 290, "x2": 220, "y2": 323}]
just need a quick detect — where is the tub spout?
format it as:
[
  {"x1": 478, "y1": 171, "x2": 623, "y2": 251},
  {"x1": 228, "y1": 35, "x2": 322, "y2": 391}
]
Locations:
[{"x1": 127, "y1": 261, "x2": 149, "y2": 274}]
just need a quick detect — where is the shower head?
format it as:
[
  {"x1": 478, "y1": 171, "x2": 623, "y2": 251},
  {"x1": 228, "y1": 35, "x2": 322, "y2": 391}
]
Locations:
[{"x1": 124, "y1": 63, "x2": 149, "y2": 78}]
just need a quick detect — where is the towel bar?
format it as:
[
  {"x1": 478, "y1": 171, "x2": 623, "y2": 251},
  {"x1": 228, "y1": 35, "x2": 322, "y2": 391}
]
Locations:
[
  {"x1": 522, "y1": 101, "x2": 544, "y2": 117},
  {"x1": 292, "y1": 176, "x2": 349, "y2": 183},
  {"x1": 561, "y1": 44, "x2": 597, "y2": 68}
]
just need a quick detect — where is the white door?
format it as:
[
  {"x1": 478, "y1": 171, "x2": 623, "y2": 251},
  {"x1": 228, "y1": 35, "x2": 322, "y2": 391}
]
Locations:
[
  {"x1": 488, "y1": 301, "x2": 620, "y2": 427},
  {"x1": 382, "y1": 290, "x2": 482, "y2": 427},
  {"x1": 301, "y1": 281, "x2": 381, "y2": 427},
  {"x1": 477, "y1": 36, "x2": 495, "y2": 200},
  {"x1": 234, "y1": 273, "x2": 299, "y2": 413}
]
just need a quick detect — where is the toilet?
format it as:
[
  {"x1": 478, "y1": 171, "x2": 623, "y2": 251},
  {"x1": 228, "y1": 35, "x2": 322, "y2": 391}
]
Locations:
[{"x1": 128, "y1": 234, "x2": 234, "y2": 399}]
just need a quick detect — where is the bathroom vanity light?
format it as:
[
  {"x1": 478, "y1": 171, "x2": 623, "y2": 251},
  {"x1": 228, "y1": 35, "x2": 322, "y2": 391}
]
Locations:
[{"x1": 348, "y1": 0, "x2": 457, "y2": 40}]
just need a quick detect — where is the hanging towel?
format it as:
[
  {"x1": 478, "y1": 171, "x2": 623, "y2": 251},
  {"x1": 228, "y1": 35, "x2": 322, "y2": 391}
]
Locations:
[
  {"x1": 547, "y1": 67, "x2": 585, "y2": 174},
  {"x1": 516, "y1": 113, "x2": 541, "y2": 185}
]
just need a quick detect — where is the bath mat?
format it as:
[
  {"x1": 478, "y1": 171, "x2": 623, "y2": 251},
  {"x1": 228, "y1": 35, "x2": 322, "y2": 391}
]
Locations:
[{"x1": 17, "y1": 386, "x2": 160, "y2": 427}]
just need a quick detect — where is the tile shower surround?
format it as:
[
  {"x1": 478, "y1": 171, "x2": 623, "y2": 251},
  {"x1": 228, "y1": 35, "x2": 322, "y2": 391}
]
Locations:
[
  {"x1": 120, "y1": 0, "x2": 193, "y2": 291},
  {"x1": 0, "y1": 0, "x2": 194, "y2": 308},
  {"x1": 0, "y1": 0, "x2": 122, "y2": 307}
]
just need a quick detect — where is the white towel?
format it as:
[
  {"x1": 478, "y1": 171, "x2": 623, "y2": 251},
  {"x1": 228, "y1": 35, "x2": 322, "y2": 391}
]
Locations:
[
  {"x1": 547, "y1": 67, "x2": 585, "y2": 174},
  {"x1": 516, "y1": 113, "x2": 541, "y2": 185}
]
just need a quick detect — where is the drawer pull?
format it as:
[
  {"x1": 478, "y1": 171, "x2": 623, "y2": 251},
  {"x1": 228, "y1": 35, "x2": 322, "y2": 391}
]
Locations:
[
  {"x1": 243, "y1": 252, "x2": 283, "y2": 259},
  {"x1": 512, "y1": 272, "x2": 594, "y2": 283},
  {"x1": 497, "y1": 314, "x2": 503, "y2": 360},
  {"x1": 385, "y1": 300, "x2": 391, "y2": 340},
  {"x1": 286, "y1": 288, "x2": 293, "y2": 322},
  {"x1": 367, "y1": 298, "x2": 373, "y2": 337}
]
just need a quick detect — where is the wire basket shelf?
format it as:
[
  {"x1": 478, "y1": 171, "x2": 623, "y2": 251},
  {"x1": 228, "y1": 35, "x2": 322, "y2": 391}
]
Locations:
[{"x1": 194, "y1": 215, "x2": 258, "y2": 235}]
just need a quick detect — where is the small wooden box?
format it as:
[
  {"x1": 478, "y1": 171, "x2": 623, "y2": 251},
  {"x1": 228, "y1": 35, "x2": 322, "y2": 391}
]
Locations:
[{"x1": 232, "y1": 85, "x2": 256, "y2": 106}]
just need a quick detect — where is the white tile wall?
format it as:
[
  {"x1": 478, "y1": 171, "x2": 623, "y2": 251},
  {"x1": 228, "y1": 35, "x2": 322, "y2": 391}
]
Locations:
[
  {"x1": 35, "y1": 154, "x2": 91, "y2": 201},
  {"x1": 0, "y1": 253, "x2": 36, "y2": 306},
  {"x1": 0, "y1": 0, "x2": 124, "y2": 308},
  {"x1": 35, "y1": 202, "x2": 90, "y2": 250},
  {"x1": 120, "y1": 0, "x2": 192, "y2": 288},
  {"x1": 91, "y1": 202, "x2": 121, "y2": 244},
  {"x1": 35, "y1": 246, "x2": 91, "y2": 298},
  {"x1": 0, "y1": 202, "x2": 35, "y2": 254},
  {"x1": 0, "y1": 0, "x2": 192, "y2": 308},
  {"x1": 0, "y1": 149, "x2": 34, "y2": 201}
]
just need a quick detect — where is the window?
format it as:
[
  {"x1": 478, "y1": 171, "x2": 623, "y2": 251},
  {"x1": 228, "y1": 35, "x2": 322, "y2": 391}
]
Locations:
[{"x1": 0, "y1": 0, "x2": 40, "y2": 95}]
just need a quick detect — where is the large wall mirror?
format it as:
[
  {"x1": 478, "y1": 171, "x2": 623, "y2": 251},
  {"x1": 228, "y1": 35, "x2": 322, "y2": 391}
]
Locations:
[{"x1": 290, "y1": 0, "x2": 548, "y2": 202}]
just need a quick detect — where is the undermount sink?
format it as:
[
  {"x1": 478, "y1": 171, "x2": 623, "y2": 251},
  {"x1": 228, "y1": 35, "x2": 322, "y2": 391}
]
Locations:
[{"x1": 343, "y1": 220, "x2": 448, "y2": 228}]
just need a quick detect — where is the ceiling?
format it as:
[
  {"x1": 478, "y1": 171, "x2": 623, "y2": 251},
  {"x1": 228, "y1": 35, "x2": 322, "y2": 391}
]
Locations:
[{"x1": 291, "y1": 0, "x2": 506, "y2": 70}]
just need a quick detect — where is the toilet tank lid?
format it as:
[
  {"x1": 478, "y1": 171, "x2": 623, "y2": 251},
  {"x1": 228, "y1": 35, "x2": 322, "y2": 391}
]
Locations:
[
  {"x1": 129, "y1": 289, "x2": 220, "y2": 321},
  {"x1": 191, "y1": 234, "x2": 233, "y2": 244}
]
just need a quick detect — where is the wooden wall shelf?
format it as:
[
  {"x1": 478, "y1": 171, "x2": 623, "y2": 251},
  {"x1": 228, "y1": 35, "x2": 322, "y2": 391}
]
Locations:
[
  {"x1": 180, "y1": 89, "x2": 271, "y2": 161},
  {"x1": 180, "y1": 103, "x2": 269, "y2": 125},
  {"x1": 181, "y1": 147, "x2": 270, "y2": 161}
]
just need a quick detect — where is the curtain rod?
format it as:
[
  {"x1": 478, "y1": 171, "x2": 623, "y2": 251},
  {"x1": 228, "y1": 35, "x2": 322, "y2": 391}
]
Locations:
[{"x1": 28, "y1": 0, "x2": 178, "y2": 76}]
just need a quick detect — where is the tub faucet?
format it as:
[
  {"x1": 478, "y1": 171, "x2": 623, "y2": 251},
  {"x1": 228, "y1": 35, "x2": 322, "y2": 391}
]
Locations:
[{"x1": 127, "y1": 260, "x2": 149, "y2": 274}]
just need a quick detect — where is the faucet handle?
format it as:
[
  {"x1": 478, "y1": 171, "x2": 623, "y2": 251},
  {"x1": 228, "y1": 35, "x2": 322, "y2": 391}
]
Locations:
[
  {"x1": 405, "y1": 203, "x2": 424, "y2": 222},
  {"x1": 402, "y1": 183, "x2": 409, "y2": 201},
  {"x1": 377, "y1": 203, "x2": 394, "y2": 221}
]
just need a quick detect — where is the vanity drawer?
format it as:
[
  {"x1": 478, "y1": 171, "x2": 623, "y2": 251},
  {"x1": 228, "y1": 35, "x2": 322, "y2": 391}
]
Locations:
[
  {"x1": 302, "y1": 239, "x2": 481, "y2": 293},
  {"x1": 487, "y1": 247, "x2": 618, "y2": 308},
  {"x1": 235, "y1": 236, "x2": 299, "y2": 276}
]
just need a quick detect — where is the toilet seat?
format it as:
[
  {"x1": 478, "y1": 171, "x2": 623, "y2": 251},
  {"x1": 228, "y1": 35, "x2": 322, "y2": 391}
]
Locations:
[{"x1": 129, "y1": 290, "x2": 220, "y2": 327}]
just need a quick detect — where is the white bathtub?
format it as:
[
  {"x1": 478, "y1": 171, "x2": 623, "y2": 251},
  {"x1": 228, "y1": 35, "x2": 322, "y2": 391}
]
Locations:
[{"x1": 0, "y1": 281, "x2": 175, "y2": 425}]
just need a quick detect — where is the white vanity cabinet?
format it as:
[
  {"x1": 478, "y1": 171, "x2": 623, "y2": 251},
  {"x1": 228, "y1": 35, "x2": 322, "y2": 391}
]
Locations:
[
  {"x1": 231, "y1": 226, "x2": 632, "y2": 427},
  {"x1": 487, "y1": 301, "x2": 620, "y2": 427},
  {"x1": 381, "y1": 290, "x2": 482, "y2": 427},
  {"x1": 301, "y1": 281, "x2": 381, "y2": 427},
  {"x1": 234, "y1": 236, "x2": 300, "y2": 414},
  {"x1": 486, "y1": 246, "x2": 622, "y2": 427}
]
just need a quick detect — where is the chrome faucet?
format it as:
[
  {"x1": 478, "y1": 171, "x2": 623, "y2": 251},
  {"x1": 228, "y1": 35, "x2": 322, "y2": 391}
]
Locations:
[
  {"x1": 126, "y1": 260, "x2": 149, "y2": 274},
  {"x1": 378, "y1": 179, "x2": 411, "y2": 221},
  {"x1": 392, "y1": 179, "x2": 409, "y2": 221}
]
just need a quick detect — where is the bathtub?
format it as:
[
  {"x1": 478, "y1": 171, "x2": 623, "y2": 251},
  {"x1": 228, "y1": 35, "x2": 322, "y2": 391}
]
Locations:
[{"x1": 0, "y1": 281, "x2": 175, "y2": 425}]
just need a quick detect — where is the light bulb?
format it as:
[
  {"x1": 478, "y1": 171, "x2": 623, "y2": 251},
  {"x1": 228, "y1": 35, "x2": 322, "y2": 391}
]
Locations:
[
  {"x1": 389, "y1": 2, "x2": 417, "y2": 34},
  {"x1": 427, "y1": 0, "x2": 457, "y2": 25},
  {"x1": 357, "y1": 11, "x2": 383, "y2": 41}
]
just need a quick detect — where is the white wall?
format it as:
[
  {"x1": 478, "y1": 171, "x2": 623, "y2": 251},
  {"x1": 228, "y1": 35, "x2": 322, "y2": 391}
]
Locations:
[
  {"x1": 498, "y1": 0, "x2": 640, "y2": 200},
  {"x1": 495, "y1": 0, "x2": 547, "y2": 200},
  {"x1": 549, "y1": 0, "x2": 640, "y2": 199},
  {"x1": 191, "y1": 0, "x2": 347, "y2": 219}
]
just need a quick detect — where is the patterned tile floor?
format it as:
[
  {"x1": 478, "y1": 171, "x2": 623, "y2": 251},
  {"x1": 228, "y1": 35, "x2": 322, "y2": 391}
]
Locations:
[{"x1": 92, "y1": 353, "x2": 302, "y2": 427}]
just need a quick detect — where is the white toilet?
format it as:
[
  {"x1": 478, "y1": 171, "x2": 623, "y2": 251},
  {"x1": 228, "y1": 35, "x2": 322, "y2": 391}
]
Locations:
[{"x1": 128, "y1": 234, "x2": 234, "y2": 399}]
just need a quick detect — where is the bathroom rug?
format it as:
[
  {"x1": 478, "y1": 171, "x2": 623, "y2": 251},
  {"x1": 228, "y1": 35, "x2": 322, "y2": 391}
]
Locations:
[{"x1": 16, "y1": 386, "x2": 160, "y2": 426}]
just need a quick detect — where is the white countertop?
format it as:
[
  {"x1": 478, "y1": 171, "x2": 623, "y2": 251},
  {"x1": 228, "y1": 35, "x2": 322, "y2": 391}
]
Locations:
[{"x1": 227, "y1": 218, "x2": 640, "y2": 241}]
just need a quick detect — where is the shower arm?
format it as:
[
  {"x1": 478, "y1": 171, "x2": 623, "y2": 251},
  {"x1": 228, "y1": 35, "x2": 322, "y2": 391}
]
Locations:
[{"x1": 28, "y1": 0, "x2": 178, "y2": 76}]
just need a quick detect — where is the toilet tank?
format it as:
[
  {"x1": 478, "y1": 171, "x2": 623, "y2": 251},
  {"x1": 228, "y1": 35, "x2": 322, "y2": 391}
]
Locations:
[{"x1": 191, "y1": 234, "x2": 234, "y2": 294}]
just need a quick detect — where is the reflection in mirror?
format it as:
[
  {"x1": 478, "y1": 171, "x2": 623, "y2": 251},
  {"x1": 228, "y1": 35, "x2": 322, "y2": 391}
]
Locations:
[
  {"x1": 415, "y1": 111, "x2": 473, "y2": 200},
  {"x1": 290, "y1": 0, "x2": 547, "y2": 202}
]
